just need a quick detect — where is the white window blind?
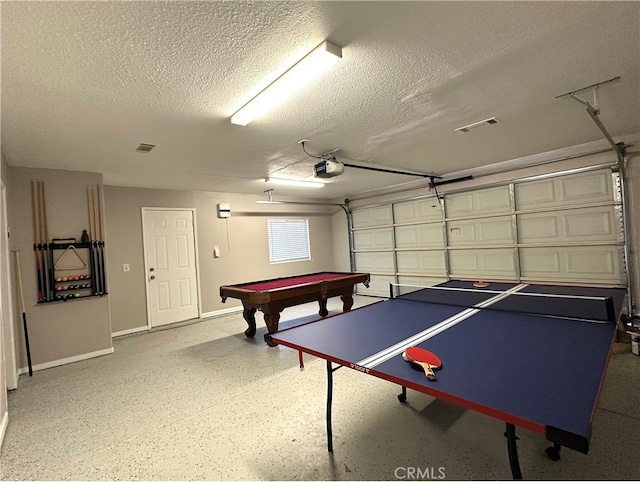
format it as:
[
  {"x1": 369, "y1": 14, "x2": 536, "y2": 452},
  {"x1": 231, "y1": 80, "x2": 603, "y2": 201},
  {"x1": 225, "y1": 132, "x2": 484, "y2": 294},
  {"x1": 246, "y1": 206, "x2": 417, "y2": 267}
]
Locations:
[{"x1": 267, "y1": 218, "x2": 311, "y2": 263}]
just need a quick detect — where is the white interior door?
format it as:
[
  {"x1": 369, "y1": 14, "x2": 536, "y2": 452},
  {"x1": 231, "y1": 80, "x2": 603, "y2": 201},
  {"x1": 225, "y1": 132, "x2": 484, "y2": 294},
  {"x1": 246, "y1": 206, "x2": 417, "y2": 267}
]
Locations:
[{"x1": 143, "y1": 209, "x2": 199, "y2": 328}]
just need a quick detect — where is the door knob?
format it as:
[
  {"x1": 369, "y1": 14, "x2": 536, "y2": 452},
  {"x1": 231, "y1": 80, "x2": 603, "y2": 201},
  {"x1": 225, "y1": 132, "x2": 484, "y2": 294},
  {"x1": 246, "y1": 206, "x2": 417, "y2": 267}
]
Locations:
[{"x1": 149, "y1": 275, "x2": 155, "y2": 280}]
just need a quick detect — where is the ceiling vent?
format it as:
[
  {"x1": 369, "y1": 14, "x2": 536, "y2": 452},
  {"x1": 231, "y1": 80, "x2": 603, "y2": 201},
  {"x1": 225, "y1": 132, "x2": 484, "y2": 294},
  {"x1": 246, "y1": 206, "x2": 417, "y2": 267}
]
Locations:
[
  {"x1": 455, "y1": 117, "x2": 499, "y2": 133},
  {"x1": 135, "y1": 143, "x2": 156, "y2": 153}
]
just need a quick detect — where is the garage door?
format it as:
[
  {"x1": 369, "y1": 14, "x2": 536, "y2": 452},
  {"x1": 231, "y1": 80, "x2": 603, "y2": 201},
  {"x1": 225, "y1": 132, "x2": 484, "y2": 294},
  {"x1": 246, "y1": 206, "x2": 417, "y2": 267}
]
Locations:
[{"x1": 351, "y1": 167, "x2": 625, "y2": 297}]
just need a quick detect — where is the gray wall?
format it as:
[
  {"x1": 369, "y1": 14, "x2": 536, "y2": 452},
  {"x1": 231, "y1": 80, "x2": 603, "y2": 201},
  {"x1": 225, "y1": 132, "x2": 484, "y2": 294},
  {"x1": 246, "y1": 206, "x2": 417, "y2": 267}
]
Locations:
[{"x1": 104, "y1": 186, "x2": 337, "y2": 334}]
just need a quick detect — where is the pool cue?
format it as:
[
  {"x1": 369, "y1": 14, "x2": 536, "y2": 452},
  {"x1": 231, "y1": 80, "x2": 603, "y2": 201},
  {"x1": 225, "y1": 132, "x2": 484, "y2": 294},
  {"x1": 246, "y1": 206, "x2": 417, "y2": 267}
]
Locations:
[
  {"x1": 93, "y1": 186, "x2": 102, "y2": 294},
  {"x1": 37, "y1": 181, "x2": 48, "y2": 301},
  {"x1": 31, "y1": 181, "x2": 44, "y2": 302},
  {"x1": 87, "y1": 187, "x2": 97, "y2": 295},
  {"x1": 13, "y1": 250, "x2": 33, "y2": 376},
  {"x1": 90, "y1": 186, "x2": 100, "y2": 293},
  {"x1": 92, "y1": 186, "x2": 103, "y2": 294},
  {"x1": 40, "y1": 181, "x2": 53, "y2": 301},
  {"x1": 95, "y1": 184, "x2": 106, "y2": 294}
]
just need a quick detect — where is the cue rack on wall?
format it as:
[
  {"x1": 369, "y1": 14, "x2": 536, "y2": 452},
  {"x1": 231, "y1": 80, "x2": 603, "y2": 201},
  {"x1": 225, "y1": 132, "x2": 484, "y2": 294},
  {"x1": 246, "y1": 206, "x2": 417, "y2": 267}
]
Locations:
[{"x1": 31, "y1": 180, "x2": 107, "y2": 303}]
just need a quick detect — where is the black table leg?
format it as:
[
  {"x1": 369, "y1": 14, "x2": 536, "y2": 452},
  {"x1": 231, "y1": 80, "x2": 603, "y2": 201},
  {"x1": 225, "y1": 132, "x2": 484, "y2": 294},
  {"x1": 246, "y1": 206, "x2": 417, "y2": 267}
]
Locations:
[
  {"x1": 505, "y1": 423, "x2": 523, "y2": 480},
  {"x1": 325, "y1": 360, "x2": 342, "y2": 453},
  {"x1": 546, "y1": 442, "x2": 561, "y2": 461},
  {"x1": 326, "y1": 360, "x2": 334, "y2": 453},
  {"x1": 398, "y1": 386, "x2": 407, "y2": 403}
]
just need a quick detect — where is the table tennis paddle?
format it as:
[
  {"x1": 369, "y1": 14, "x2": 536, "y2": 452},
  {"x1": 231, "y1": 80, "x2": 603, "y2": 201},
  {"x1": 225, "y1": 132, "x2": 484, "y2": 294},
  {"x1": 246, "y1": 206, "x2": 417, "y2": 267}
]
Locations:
[{"x1": 402, "y1": 346, "x2": 442, "y2": 381}]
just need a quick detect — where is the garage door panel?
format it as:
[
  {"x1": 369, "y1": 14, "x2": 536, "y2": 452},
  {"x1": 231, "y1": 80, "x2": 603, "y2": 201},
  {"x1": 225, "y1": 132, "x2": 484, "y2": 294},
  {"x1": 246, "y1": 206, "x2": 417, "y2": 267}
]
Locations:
[
  {"x1": 396, "y1": 250, "x2": 447, "y2": 274},
  {"x1": 446, "y1": 186, "x2": 511, "y2": 218},
  {"x1": 520, "y1": 249, "x2": 561, "y2": 273},
  {"x1": 394, "y1": 199, "x2": 443, "y2": 223},
  {"x1": 448, "y1": 216, "x2": 514, "y2": 246},
  {"x1": 395, "y1": 224, "x2": 444, "y2": 248},
  {"x1": 354, "y1": 252, "x2": 395, "y2": 273},
  {"x1": 520, "y1": 246, "x2": 621, "y2": 282},
  {"x1": 516, "y1": 169, "x2": 613, "y2": 209},
  {"x1": 518, "y1": 206, "x2": 619, "y2": 243},
  {"x1": 518, "y1": 216, "x2": 558, "y2": 241},
  {"x1": 449, "y1": 248, "x2": 516, "y2": 278},
  {"x1": 564, "y1": 209, "x2": 616, "y2": 239},
  {"x1": 561, "y1": 170, "x2": 612, "y2": 201},
  {"x1": 566, "y1": 250, "x2": 616, "y2": 276},
  {"x1": 352, "y1": 205, "x2": 393, "y2": 228},
  {"x1": 353, "y1": 228, "x2": 394, "y2": 249}
]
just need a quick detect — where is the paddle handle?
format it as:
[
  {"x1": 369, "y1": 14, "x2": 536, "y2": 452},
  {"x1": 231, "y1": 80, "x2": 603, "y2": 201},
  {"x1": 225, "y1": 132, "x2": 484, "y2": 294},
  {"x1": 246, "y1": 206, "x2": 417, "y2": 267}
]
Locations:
[{"x1": 419, "y1": 362, "x2": 437, "y2": 381}]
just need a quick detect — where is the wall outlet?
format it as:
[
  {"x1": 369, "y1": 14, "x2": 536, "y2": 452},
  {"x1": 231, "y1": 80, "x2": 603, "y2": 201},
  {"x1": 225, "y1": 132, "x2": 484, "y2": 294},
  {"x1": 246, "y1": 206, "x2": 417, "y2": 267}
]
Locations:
[{"x1": 213, "y1": 246, "x2": 220, "y2": 258}]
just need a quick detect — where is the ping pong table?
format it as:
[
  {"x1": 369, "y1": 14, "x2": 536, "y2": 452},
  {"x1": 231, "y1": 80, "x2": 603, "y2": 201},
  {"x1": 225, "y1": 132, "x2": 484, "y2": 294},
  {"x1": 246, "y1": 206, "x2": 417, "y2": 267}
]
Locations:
[{"x1": 268, "y1": 280, "x2": 627, "y2": 479}]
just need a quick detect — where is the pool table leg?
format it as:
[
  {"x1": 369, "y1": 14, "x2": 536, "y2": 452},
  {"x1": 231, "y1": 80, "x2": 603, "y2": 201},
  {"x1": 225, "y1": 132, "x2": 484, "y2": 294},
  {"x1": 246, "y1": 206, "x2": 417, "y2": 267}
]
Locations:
[
  {"x1": 341, "y1": 293, "x2": 354, "y2": 311},
  {"x1": 318, "y1": 299, "x2": 329, "y2": 317},
  {"x1": 319, "y1": 290, "x2": 354, "y2": 317},
  {"x1": 263, "y1": 312, "x2": 281, "y2": 335},
  {"x1": 242, "y1": 305, "x2": 257, "y2": 337}
]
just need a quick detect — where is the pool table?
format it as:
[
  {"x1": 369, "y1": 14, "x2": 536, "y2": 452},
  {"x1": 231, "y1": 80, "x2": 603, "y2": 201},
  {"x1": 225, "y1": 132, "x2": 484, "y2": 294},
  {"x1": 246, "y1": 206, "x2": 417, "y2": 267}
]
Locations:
[{"x1": 220, "y1": 271, "x2": 370, "y2": 343}]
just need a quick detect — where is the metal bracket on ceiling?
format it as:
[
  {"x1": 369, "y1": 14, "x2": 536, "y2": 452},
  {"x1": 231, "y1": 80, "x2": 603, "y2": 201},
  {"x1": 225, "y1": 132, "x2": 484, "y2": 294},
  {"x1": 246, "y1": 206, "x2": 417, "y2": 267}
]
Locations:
[
  {"x1": 322, "y1": 148, "x2": 341, "y2": 161},
  {"x1": 556, "y1": 76, "x2": 620, "y2": 112},
  {"x1": 556, "y1": 76, "x2": 624, "y2": 163}
]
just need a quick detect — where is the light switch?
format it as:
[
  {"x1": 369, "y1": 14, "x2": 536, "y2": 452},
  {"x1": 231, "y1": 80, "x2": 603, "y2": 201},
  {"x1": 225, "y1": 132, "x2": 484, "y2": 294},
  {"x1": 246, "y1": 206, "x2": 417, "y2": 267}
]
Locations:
[{"x1": 123, "y1": 263, "x2": 130, "y2": 272}]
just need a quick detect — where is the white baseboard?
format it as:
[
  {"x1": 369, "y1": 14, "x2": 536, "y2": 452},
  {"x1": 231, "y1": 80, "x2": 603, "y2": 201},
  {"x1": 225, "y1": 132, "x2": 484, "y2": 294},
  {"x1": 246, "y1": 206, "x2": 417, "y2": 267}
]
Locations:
[
  {"x1": 112, "y1": 326, "x2": 149, "y2": 338},
  {"x1": 0, "y1": 410, "x2": 8, "y2": 452},
  {"x1": 200, "y1": 306, "x2": 243, "y2": 319},
  {"x1": 112, "y1": 307, "x2": 242, "y2": 338},
  {"x1": 18, "y1": 347, "x2": 114, "y2": 375}
]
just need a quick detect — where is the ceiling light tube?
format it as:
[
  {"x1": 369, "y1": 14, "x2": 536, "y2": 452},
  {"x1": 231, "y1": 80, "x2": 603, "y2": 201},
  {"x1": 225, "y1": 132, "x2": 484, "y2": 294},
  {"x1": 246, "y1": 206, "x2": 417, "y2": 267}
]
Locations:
[
  {"x1": 231, "y1": 41, "x2": 342, "y2": 126},
  {"x1": 265, "y1": 177, "x2": 324, "y2": 188}
]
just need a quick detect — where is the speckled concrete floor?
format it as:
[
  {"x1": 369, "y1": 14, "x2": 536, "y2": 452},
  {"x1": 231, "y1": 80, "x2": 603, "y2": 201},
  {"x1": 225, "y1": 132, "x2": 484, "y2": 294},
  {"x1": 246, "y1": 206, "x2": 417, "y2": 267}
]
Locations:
[{"x1": 1, "y1": 295, "x2": 639, "y2": 480}]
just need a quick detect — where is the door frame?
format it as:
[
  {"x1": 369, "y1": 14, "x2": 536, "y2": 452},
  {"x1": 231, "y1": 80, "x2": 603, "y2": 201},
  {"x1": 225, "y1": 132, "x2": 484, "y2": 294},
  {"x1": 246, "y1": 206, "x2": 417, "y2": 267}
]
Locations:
[
  {"x1": 141, "y1": 207, "x2": 202, "y2": 329},
  {"x1": 1, "y1": 181, "x2": 18, "y2": 390}
]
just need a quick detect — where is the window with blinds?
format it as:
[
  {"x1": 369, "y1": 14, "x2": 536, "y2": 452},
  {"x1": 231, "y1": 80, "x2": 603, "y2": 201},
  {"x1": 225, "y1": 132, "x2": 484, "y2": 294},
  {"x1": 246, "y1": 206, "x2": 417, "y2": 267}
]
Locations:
[{"x1": 267, "y1": 218, "x2": 311, "y2": 263}]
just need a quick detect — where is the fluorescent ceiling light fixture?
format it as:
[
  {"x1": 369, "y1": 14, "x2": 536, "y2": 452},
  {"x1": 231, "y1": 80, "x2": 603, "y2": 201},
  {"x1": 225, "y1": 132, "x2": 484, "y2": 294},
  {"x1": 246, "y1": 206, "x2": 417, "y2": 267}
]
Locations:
[
  {"x1": 455, "y1": 117, "x2": 499, "y2": 133},
  {"x1": 231, "y1": 41, "x2": 342, "y2": 126},
  {"x1": 265, "y1": 177, "x2": 324, "y2": 188}
]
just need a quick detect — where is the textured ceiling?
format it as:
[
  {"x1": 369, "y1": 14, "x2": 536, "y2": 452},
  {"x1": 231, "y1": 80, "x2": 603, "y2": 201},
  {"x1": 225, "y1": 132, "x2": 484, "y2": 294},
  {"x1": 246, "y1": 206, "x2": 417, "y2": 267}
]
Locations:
[{"x1": 2, "y1": 1, "x2": 639, "y2": 200}]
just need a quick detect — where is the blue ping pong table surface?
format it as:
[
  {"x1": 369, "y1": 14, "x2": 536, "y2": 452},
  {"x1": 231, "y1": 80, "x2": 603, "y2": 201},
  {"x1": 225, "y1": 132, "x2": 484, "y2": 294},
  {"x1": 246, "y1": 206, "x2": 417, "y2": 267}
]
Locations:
[{"x1": 270, "y1": 280, "x2": 626, "y2": 456}]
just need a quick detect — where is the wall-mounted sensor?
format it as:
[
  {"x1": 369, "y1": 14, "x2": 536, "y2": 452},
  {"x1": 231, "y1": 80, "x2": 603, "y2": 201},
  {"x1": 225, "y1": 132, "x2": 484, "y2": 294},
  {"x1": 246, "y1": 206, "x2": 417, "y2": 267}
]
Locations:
[{"x1": 217, "y1": 202, "x2": 231, "y2": 218}]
